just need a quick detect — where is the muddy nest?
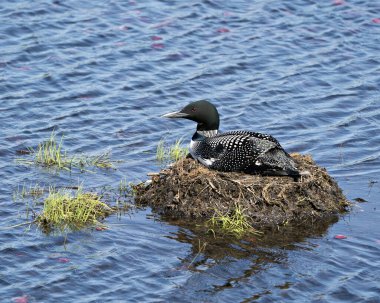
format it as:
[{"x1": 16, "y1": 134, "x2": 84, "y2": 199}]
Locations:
[{"x1": 135, "y1": 154, "x2": 350, "y2": 226}]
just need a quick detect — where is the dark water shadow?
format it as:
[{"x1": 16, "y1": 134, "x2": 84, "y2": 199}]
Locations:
[{"x1": 161, "y1": 215, "x2": 339, "y2": 271}]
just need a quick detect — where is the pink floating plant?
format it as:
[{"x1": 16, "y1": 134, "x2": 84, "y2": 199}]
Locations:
[
  {"x1": 151, "y1": 35, "x2": 163, "y2": 41},
  {"x1": 58, "y1": 257, "x2": 70, "y2": 263},
  {"x1": 334, "y1": 234, "x2": 347, "y2": 239},
  {"x1": 13, "y1": 296, "x2": 28, "y2": 303},
  {"x1": 217, "y1": 27, "x2": 230, "y2": 33},
  {"x1": 151, "y1": 43, "x2": 164, "y2": 49},
  {"x1": 372, "y1": 18, "x2": 380, "y2": 24},
  {"x1": 96, "y1": 226, "x2": 108, "y2": 231},
  {"x1": 333, "y1": 0, "x2": 345, "y2": 5}
]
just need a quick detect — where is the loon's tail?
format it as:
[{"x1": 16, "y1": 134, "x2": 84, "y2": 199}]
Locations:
[{"x1": 256, "y1": 148, "x2": 300, "y2": 181}]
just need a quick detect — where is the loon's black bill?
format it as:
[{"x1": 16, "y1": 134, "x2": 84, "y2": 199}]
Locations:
[{"x1": 161, "y1": 111, "x2": 189, "y2": 119}]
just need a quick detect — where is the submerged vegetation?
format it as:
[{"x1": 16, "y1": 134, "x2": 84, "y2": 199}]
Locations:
[
  {"x1": 13, "y1": 182, "x2": 45, "y2": 201},
  {"x1": 156, "y1": 138, "x2": 189, "y2": 162},
  {"x1": 16, "y1": 131, "x2": 118, "y2": 171}
]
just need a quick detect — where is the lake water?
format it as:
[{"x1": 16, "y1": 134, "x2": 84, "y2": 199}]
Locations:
[{"x1": 1, "y1": 0, "x2": 380, "y2": 302}]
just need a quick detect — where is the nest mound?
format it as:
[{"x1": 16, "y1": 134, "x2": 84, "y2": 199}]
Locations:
[{"x1": 135, "y1": 154, "x2": 350, "y2": 226}]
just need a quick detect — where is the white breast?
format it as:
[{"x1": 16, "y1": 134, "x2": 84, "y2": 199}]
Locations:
[{"x1": 190, "y1": 139, "x2": 198, "y2": 159}]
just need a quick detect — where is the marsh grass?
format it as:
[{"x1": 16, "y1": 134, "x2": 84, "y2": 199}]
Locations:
[
  {"x1": 156, "y1": 139, "x2": 166, "y2": 162},
  {"x1": 169, "y1": 138, "x2": 189, "y2": 161},
  {"x1": 13, "y1": 183, "x2": 45, "y2": 201},
  {"x1": 36, "y1": 187, "x2": 114, "y2": 232},
  {"x1": 15, "y1": 132, "x2": 71, "y2": 170},
  {"x1": 13, "y1": 183, "x2": 46, "y2": 221},
  {"x1": 119, "y1": 178, "x2": 129, "y2": 194},
  {"x1": 77, "y1": 151, "x2": 117, "y2": 170},
  {"x1": 115, "y1": 178, "x2": 138, "y2": 210},
  {"x1": 10, "y1": 181, "x2": 135, "y2": 234},
  {"x1": 156, "y1": 138, "x2": 188, "y2": 162},
  {"x1": 16, "y1": 131, "x2": 118, "y2": 171},
  {"x1": 34, "y1": 133, "x2": 69, "y2": 169},
  {"x1": 187, "y1": 240, "x2": 207, "y2": 269},
  {"x1": 207, "y1": 204, "x2": 261, "y2": 238}
]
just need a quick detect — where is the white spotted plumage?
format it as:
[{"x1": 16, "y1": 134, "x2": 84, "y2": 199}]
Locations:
[
  {"x1": 190, "y1": 130, "x2": 298, "y2": 175},
  {"x1": 163, "y1": 100, "x2": 300, "y2": 177}
]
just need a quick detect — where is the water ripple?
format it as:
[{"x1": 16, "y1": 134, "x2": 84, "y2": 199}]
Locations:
[{"x1": 0, "y1": 0, "x2": 379, "y2": 302}]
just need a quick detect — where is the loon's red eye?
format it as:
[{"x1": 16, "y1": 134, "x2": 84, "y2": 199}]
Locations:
[{"x1": 191, "y1": 107, "x2": 196, "y2": 112}]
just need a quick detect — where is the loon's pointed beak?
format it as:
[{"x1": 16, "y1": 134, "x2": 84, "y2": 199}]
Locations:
[{"x1": 161, "y1": 111, "x2": 189, "y2": 119}]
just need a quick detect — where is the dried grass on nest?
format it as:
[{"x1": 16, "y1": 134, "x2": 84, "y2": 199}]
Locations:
[{"x1": 135, "y1": 154, "x2": 351, "y2": 226}]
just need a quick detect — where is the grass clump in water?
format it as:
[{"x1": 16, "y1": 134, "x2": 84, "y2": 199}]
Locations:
[
  {"x1": 13, "y1": 183, "x2": 45, "y2": 201},
  {"x1": 36, "y1": 187, "x2": 113, "y2": 232},
  {"x1": 17, "y1": 131, "x2": 118, "y2": 171},
  {"x1": 33, "y1": 132, "x2": 71, "y2": 170},
  {"x1": 207, "y1": 204, "x2": 261, "y2": 238},
  {"x1": 156, "y1": 139, "x2": 166, "y2": 162},
  {"x1": 156, "y1": 138, "x2": 188, "y2": 162},
  {"x1": 77, "y1": 151, "x2": 116, "y2": 170}
]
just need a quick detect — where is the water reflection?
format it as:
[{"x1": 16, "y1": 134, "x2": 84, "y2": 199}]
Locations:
[
  {"x1": 158, "y1": 215, "x2": 340, "y2": 302},
  {"x1": 164, "y1": 215, "x2": 339, "y2": 268}
]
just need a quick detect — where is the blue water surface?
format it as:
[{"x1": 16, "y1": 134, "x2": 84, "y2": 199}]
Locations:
[{"x1": 1, "y1": 0, "x2": 380, "y2": 302}]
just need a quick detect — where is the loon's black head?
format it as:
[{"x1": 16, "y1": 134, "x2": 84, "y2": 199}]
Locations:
[{"x1": 162, "y1": 100, "x2": 220, "y2": 131}]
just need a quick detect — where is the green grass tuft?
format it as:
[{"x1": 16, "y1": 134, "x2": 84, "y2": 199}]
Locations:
[
  {"x1": 77, "y1": 151, "x2": 116, "y2": 170},
  {"x1": 119, "y1": 178, "x2": 128, "y2": 194},
  {"x1": 156, "y1": 138, "x2": 188, "y2": 162},
  {"x1": 34, "y1": 132, "x2": 71, "y2": 170},
  {"x1": 156, "y1": 139, "x2": 166, "y2": 162},
  {"x1": 207, "y1": 204, "x2": 261, "y2": 238},
  {"x1": 13, "y1": 183, "x2": 45, "y2": 201},
  {"x1": 16, "y1": 131, "x2": 118, "y2": 171},
  {"x1": 36, "y1": 187, "x2": 113, "y2": 232},
  {"x1": 169, "y1": 138, "x2": 189, "y2": 161}
]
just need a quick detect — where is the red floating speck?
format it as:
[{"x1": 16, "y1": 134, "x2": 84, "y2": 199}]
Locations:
[
  {"x1": 13, "y1": 296, "x2": 28, "y2": 303},
  {"x1": 96, "y1": 226, "x2": 108, "y2": 231},
  {"x1": 217, "y1": 28, "x2": 230, "y2": 33},
  {"x1": 333, "y1": 0, "x2": 345, "y2": 5},
  {"x1": 58, "y1": 257, "x2": 70, "y2": 263},
  {"x1": 372, "y1": 18, "x2": 380, "y2": 24},
  {"x1": 151, "y1": 35, "x2": 163, "y2": 41},
  {"x1": 151, "y1": 43, "x2": 164, "y2": 49},
  {"x1": 334, "y1": 234, "x2": 347, "y2": 239}
]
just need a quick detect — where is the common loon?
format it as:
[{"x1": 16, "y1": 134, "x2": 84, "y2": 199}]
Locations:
[{"x1": 162, "y1": 100, "x2": 300, "y2": 178}]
